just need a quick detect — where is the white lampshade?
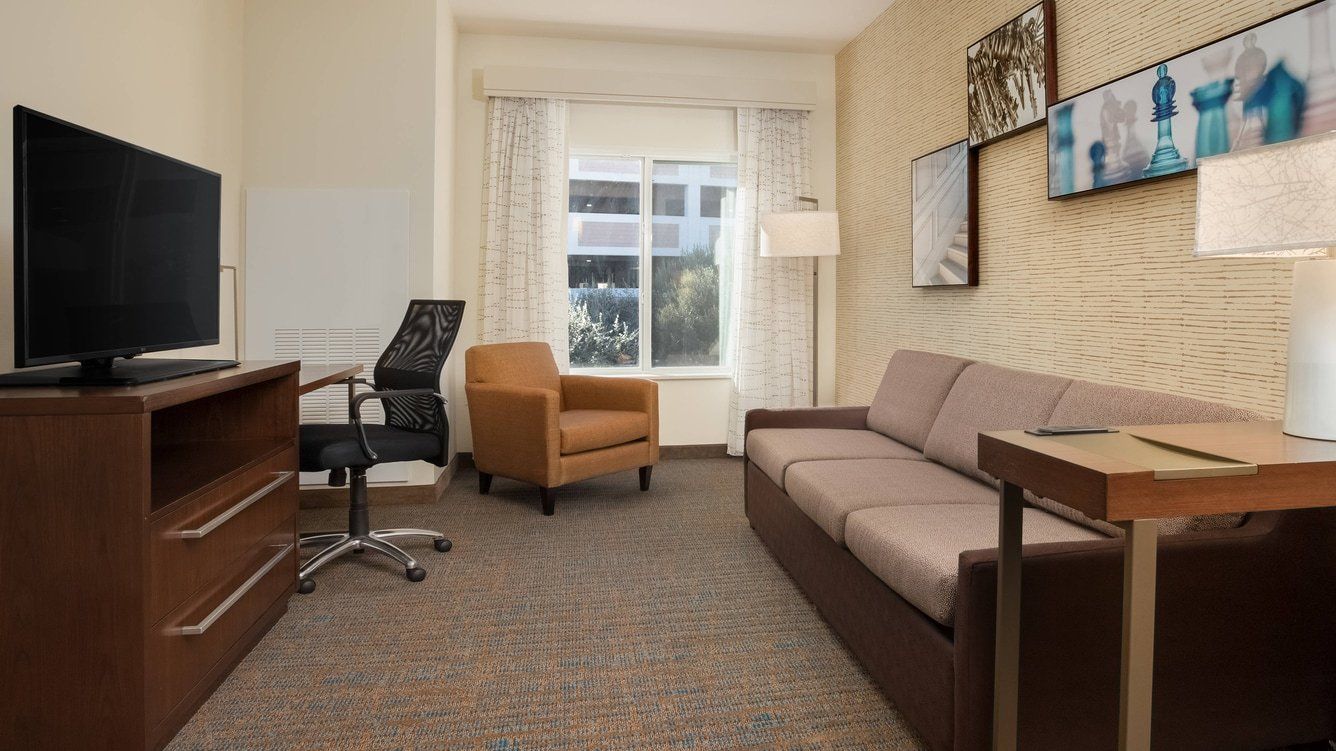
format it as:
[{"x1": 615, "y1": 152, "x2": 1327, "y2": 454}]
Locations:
[
  {"x1": 759, "y1": 211, "x2": 841, "y2": 258},
  {"x1": 1194, "y1": 130, "x2": 1336, "y2": 258},
  {"x1": 1194, "y1": 131, "x2": 1336, "y2": 439}
]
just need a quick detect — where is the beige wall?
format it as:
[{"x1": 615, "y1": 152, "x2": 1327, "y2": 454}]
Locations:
[
  {"x1": 0, "y1": 0, "x2": 246, "y2": 371},
  {"x1": 835, "y1": 0, "x2": 1309, "y2": 415},
  {"x1": 452, "y1": 33, "x2": 837, "y2": 449},
  {"x1": 244, "y1": 0, "x2": 457, "y2": 484},
  {"x1": 243, "y1": 0, "x2": 440, "y2": 298}
]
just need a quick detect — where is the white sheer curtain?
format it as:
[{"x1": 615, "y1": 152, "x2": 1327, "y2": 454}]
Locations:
[
  {"x1": 478, "y1": 96, "x2": 571, "y2": 368},
  {"x1": 726, "y1": 108, "x2": 813, "y2": 455}
]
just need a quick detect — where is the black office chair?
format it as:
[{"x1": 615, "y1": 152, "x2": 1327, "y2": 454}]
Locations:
[{"x1": 296, "y1": 299, "x2": 465, "y2": 594}]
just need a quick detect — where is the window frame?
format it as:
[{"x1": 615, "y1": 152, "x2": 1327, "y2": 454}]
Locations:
[{"x1": 567, "y1": 148, "x2": 738, "y2": 378}]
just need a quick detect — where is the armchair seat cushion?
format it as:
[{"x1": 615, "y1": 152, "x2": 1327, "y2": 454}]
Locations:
[
  {"x1": 299, "y1": 424, "x2": 441, "y2": 471},
  {"x1": 746, "y1": 428, "x2": 923, "y2": 490},
  {"x1": 559, "y1": 409, "x2": 650, "y2": 454},
  {"x1": 786, "y1": 458, "x2": 997, "y2": 546},
  {"x1": 845, "y1": 504, "x2": 1106, "y2": 627}
]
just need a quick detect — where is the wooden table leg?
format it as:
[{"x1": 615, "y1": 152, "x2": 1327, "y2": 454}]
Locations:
[
  {"x1": 992, "y1": 481, "x2": 1025, "y2": 751},
  {"x1": 1117, "y1": 519, "x2": 1158, "y2": 751}
]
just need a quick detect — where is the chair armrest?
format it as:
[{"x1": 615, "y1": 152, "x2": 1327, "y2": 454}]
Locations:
[
  {"x1": 560, "y1": 375, "x2": 657, "y2": 413},
  {"x1": 744, "y1": 406, "x2": 870, "y2": 433},
  {"x1": 464, "y1": 382, "x2": 562, "y2": 486},
  {"x1": 348, "y1": 388, "x2": 443, "y2": 462}
]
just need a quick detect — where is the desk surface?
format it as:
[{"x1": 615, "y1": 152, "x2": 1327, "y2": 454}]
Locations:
[
  {"x1": 298, "y1": 363, "x2": 363, "y2": 395},
  {"x1": 979, "y1": 420, "x2": 1336, "y2": 522}
]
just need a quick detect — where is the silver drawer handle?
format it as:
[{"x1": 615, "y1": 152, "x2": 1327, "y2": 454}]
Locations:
[
  {"x1": 173, "y1": 543, "x2": 293, "y2": 637},
  {"x1": 170, "y1": 471, "x2": 294, "y2": 540}
]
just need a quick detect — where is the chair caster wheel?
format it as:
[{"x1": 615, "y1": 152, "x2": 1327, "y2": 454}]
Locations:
[
  {"x1": 406, "y1": 567, "x2": 427, "y2": 582},
  {"x1": 434, "y1": 538, "x2": 452, "y2": 553},
  {"x1": 298, "y1": 578, "x2": 316, "y2": 595}
]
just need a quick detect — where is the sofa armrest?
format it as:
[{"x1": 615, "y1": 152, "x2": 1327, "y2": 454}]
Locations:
[
  {"x1": 464, "y1": 382, "x2": 561, "y2": 486},
  {"x1": 744, "y1": 406, "x2": 870, "y2": 434},
  {"x1": 949, "y1": 512, "x2": 1336, "y2": 749}
]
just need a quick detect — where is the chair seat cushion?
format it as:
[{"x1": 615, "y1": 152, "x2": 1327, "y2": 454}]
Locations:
[
  {"x1": 786, "y1": 459, "x2": 997, "y2": 546},
  {"x1": 299, "y1": 424, "x2": 441, "y2": 471},
  {"x1": 746, "y1": 428, "x2": 923, "y2": 490},
  {"x1": 845, "y1": 504, "x2": 1107, "y2": 627},
  {"x1": 559, "y1": 409, "x2": 649, "y2": 454}
]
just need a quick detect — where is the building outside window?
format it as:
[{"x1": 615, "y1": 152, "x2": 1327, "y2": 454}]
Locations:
[{"x1": 567, "y1": 156, "x2": 736, "y2": 372}]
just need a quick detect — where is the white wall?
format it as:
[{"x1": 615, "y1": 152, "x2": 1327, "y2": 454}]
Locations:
[
  {"x1": 243, "y1": 0, "x2": 458, "y2": 485},
  {"x1": 0, "y1": 0, "x2": 246, "y2": 372},
  {"x1": 452, "y1": 34, "x2": 837, "y2": 449}
]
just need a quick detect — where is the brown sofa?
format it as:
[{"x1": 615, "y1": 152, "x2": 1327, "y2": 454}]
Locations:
[
  {"x1": 745, "y1": 350, "x2": 1336, "y2": 750},
  {"x1": 465, "y1": 342, "x2": 659, "y2": 515}
]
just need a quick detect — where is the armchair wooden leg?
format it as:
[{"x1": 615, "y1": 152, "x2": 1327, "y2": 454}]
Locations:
[
  {"x1": 639, "y1": 466, "x2": 653, "y2": 491},
  {"x1": 478, "y1": 472, "x2": 493, "y2": 495},
  {"x1": 539, "y1": 487, "x2": 555, "y2": 516}
]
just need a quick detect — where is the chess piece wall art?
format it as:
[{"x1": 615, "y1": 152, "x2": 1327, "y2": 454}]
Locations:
[
  {"x1": 967, "y1": 1, "x2": 1056, "y2": 146},
  {"x1": 1144, "y1": 65, "x2": 1191, "y2": 177},
  {"x1": 1047, "y1": 0, "x2": 1332, "y2": 198}
]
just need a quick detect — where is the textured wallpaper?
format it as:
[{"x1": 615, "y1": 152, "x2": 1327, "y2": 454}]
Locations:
[{"x1": 835, "y1": 0, "x2": 1311, "y2": 415}]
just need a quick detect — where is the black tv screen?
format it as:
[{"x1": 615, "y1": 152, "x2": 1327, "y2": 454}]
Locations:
[{"x1": 13, "y1": 107, "x2": 221, "y2": 367}]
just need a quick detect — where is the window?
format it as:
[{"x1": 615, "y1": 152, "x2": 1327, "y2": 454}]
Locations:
[{"x1": 568, "y1": 156, "x2": 736, "y2": 373}]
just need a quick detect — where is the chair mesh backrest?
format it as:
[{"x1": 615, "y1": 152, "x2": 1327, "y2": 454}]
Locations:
[{"x1": 373, "y1": 300, "x2": 465, "y2": 465}]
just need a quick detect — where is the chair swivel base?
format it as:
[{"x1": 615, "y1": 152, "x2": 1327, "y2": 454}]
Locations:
[
  {"x1": 297, "y1": 529, "x2": 451, "y2": 594},
  {"x1": 296, "y1": 467, "x2": 450, "y2": 594}
]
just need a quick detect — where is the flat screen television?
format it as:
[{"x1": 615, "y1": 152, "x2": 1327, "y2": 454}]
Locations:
[{"x1": 3, "y1": 106, "x2": 237, "y2": 386}]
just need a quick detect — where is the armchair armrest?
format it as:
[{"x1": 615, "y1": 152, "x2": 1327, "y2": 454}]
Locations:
[
  {"x1": 349, "y1": 388, "x2": 444, "y2": 461},
  {"x1": 744, "y1": 405, "x2": 870, "y2": 434},
  {"x1": 464, "y1": 382, "x2": 562, "y2": 486},
  {"x1": 560, "y1": 375, "x2": 657, "y2": 413}
]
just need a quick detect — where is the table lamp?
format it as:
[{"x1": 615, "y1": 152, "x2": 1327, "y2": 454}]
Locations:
[
  {"x1": 1195, "y1": 130, "x2": 1336, "y2": 439},
  {"x1": 760, "y1": 199, "x2": 841, "y2": 405}
]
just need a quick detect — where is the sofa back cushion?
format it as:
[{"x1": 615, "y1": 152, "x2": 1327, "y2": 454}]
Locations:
[
  {"x1": 866, "y1": 350, "x2": 973, "y2": 450},
  {"x1": 1033, "y1": 380, "x2": 1264, "y2": 536},
  {"x1": 923, "y1": 363, "x2": 1072, "y2": 484}
]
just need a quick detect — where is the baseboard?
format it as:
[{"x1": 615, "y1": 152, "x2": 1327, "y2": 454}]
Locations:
[
  {"x1": 660, "y1": 444, "x2": 730, "y2": 459},
  {"x1": 453, "y1": 444, "x2": 731, "y2": 469},
  {"x1": 298, "y1": 454, "x2": 457, "y2": 508}
]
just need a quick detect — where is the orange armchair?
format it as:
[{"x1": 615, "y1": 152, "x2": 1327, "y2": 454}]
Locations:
[{"x1": 464, "y1": 342, "x2": 660, "y2": 515}]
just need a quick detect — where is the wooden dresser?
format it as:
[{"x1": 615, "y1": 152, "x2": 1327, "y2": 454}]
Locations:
[{"x1": 0, "y1": 361, "x2": 301, "y2": 751}]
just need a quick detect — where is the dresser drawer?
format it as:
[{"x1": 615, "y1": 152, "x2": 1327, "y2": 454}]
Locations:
[
  {"x1": 145, "y1": 526, "x2": 296, "y2": 730},
  {"x1": 148, "y1": 448, "x2": 297, "y2": 621}
]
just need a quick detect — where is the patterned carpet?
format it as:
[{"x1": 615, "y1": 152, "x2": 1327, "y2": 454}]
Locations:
[{"x1": 167, "y1": 458, "x2": 926, "y2": 750}]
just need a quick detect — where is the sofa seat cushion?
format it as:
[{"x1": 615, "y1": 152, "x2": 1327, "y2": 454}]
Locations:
[
  {"x1": 845, "y1": 504, "x2": 1106, "y2": 627},
  {"x1": 866, "y1": 350, "x2": 973, "y2": 451},
  {"x1": 558, "y1": 410, "x2": 649, "y2": 454},
  {"x1": 747, "y1": 429, "x2": 923, "y2": 490},
  {"x1": 1035, "y1": 380, "x2": 1264, "y2": 536},
  {"x1": 923, "y1": 363, "x2": 1072, "y2": 485},
  {"x1": 786, "y1": 458, "x2": 997, "y2": 545}
]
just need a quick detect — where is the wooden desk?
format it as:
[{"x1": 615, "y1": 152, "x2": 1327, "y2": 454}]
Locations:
[
  {"x1": 0, "y1": 362, "x2": 301, "y2": 750},
  {"x1": 298, "y1": 363, "x2": 363, "y2": 395},
  {"x1": 978, "y1": 420, "x2": 1336, "y2": 751}
]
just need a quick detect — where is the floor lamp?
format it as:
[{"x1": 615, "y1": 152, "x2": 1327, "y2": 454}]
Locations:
[
  {"x1": 1195, "y1": 130, "x2": 1336, "y2": 439},
  {"x1": 759, "y1": 198, "x2": 841, "y2": 406}
]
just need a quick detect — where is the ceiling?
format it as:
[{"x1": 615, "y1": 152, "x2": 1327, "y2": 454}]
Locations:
[{"x1": 450, "y1": 0, "x2": 893, "y2": 54}]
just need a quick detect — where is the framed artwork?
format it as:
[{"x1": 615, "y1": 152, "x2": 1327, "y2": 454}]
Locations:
[
  {"x1": 968, "y1": 0, "x2": 1057, "y2": 147},
  {"x1": 1048, "y1": 0, "x2": 1336, "y2": 198},
  {"x1": 912, "y1": 140, "x2": 978, "y2": 288}
]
